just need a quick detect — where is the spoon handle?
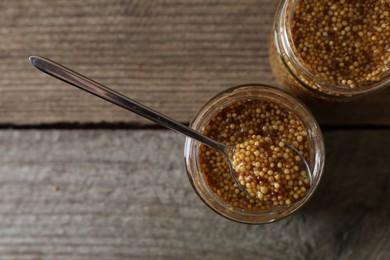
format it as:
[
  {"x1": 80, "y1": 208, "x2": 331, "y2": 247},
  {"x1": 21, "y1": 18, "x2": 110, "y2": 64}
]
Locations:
[{"x1": 29, "y1": 56, "x2": 226, "y2": 153}]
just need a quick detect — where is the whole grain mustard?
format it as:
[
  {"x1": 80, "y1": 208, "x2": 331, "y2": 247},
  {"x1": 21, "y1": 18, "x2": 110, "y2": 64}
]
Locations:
[{"x1": 199, "y1": 99, "x2": 310, "y2": 211}]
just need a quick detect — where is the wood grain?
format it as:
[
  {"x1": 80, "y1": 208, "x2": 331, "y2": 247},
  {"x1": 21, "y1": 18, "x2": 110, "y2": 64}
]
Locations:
[
  {"x1": 1, "y1": 3, "x2": 388, "y2": 259},
  {"x1": 0, "y1": 130, "x2": 389, "y2": 259},
  {"x1": 1, "y1": 0, "x2": 389, "y2": 126}
]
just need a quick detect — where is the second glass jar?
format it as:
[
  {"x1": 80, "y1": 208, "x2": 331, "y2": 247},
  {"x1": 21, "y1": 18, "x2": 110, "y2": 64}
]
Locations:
[{"x1": 269, "y1": 0, "x2": 390, "y2": 101}]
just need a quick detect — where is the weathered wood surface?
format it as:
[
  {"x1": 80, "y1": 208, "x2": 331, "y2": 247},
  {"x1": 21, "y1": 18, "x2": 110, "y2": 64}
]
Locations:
[
  {"x1": 0, "y1": 130, "x2": 389, "y2": 260},
  {"x1": 1, "y1": 0, "x2": 389, "y2": 259},
  {"x1": 1, "y1": 0, "x2": 389, "y2": 126}
]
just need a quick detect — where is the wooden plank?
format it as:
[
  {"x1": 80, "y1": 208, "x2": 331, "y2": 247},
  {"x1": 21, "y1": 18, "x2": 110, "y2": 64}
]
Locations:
[
  {"x1": 0, "y1": 129, "x2": 389, "y2": 259},
  {"x1": 0, "y1": 0, "x2": 389, "y2": 126}
]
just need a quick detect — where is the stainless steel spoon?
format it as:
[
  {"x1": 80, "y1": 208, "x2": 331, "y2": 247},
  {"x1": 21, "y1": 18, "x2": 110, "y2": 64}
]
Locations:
[{"x1": 29, "y1": 55, "x2": 311, "y2": 201}]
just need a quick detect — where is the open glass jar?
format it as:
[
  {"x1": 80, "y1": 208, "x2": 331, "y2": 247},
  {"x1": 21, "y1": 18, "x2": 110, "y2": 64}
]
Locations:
[
  {"x1": 184, "y1": 85, "x2": 325, "y2": 224},
  {"x1": 269, "y1": 0, "x2": 390, "y2": 101}
]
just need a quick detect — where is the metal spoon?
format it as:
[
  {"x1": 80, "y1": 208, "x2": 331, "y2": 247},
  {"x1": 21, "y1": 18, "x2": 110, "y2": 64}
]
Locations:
[{"x1": 29, "y1": 55, "x2": 311, "y2": 202}]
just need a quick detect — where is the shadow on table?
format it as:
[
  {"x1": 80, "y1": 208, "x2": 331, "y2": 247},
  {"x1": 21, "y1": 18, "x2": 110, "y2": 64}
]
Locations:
[{"x1": 295, "y1": 130, "x2": 390, "y2": 257}]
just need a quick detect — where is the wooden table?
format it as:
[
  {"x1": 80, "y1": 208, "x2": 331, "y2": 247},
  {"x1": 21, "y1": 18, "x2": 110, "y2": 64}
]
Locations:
[{"x1": 1, "y1": 1, "x2": 389, "y2": 259}]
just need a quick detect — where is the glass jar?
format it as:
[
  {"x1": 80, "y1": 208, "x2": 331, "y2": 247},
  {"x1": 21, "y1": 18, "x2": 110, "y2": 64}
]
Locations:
[
  {"x1": 269, "y1": 0, "x2": 390, "y2": 101},
  {"x1": 184, "y1": 84, "x2": 325, "y2": 224}
]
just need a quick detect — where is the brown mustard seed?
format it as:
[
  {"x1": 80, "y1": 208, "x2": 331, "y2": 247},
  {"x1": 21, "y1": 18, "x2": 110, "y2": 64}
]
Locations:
[
  {"x1": 198, "y1": 99, "x2": 311, "y2": 211},
  {"x1": 291, "y1": 0, "x2": 390, "y2": 89},
  {"x1": 232, "y1": 135, "x2": 309, "y2": 205}
]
